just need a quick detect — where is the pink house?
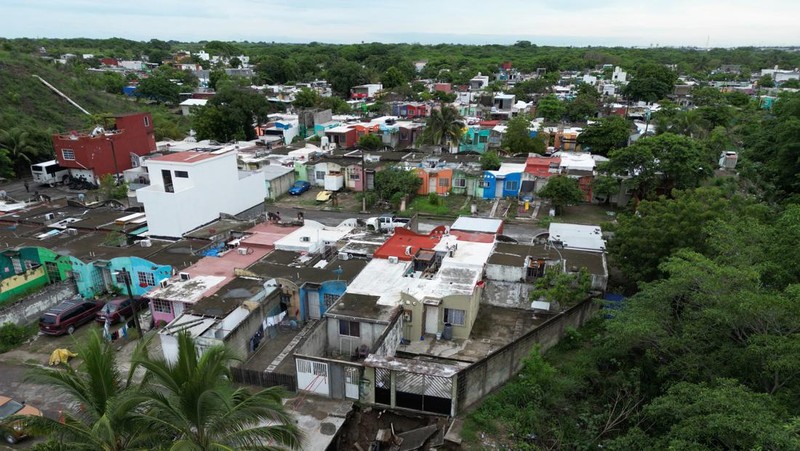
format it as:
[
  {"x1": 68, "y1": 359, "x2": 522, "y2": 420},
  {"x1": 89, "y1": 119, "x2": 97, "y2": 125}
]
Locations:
[{"x1": 145, "y1": 222, "x2": 299, "y2": 324}]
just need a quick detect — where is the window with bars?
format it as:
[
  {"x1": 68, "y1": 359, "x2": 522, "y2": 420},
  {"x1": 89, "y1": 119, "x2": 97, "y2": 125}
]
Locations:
[
  {"x1": 438, "y1": 178, "x2": 450, "y2": 187},
  {"x1": 453, "y1": 178, "x2": 466, "y2": 188},
  {"x1": 151, "y1": 299, "x2": 172, "y2": 314},
  {"x1": 504, "y1": 181, "x2": 519, "y2": 191},
  {"x1": 480, "y1": 181, "x2": 490, "y2": 188},
  {"x1": 61, "y1": 149, "x2": 75, "y2": 160},
  {"x1": 137, "y1": 272, "x2": 155, "y2": 286},
  {"x1": 315, "y1": 171, "x2": 326, "y2": 181},
  {"x1": 339, "y1": 320, "x2": 361, "y2": 337},
  {"x1": 443, "y1": 308, "x2": 466, "y2": 326},
  {"x1": 323, "y1": 293, "x2": 339, "y2": 308}
]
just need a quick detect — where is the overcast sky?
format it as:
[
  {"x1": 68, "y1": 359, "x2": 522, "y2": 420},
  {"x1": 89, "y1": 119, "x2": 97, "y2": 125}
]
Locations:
[{"x1": 3, "y1": 0, "x2": 799, "y2": 47}]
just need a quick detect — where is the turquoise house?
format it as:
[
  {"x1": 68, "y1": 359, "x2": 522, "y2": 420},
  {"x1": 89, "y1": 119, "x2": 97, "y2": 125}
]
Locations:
[
  {"x1": 459, "y1": 127, "x2": 491, "y2": 153},
  {"x1": 299, "y1": 280, "x2": 348, "y2": 321},
  {"x1": 73, "y1": 256, "x2": 172, "y2": 299}
]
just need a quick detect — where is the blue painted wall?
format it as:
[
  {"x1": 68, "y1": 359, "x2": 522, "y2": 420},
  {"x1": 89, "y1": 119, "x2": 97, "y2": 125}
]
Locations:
[
  {"x1": 502, "y1": 172, "x2": 523, "y2": 198},
  {"x1": 299, "y1": 279, "x2": 348, "y2": 321},
  {"x1": 482, "y1": 172, "x2": 496, "y2": 199},
  {"x1": 74, "y1": 256, "x2": 171, "y2": 299}
]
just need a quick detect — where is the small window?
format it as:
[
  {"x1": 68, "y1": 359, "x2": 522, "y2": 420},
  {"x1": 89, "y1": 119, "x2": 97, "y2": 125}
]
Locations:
[
  {"x1": 439, "y1": 178, "x2": 450, "y2": 187},
  {"x1": 479, "y1": 135, "x2": 488, "y2": 143},
  {"x1": 151, "y1": 299, "x2": 171, "y2": 314},
  {"x1": 480, "y1": 181, "x2": 490, "y2": 188},
  {"x1": 443, "y1": 308, "x2": 466, "y2": 326},
  {"x1": 174, "y1": 171, "x2": 189, "y2": 178},
  {"x1": 137, "y1": 272, "x2": 155, "y2": 286},
  {"x1": 350, "y1": 171, "x2": 360, "y2": 180},
  {"x1": 62, "y1": 149, "x2": 75, "y2": 161},
  {"x1": 315, "y1": 171, "x2": 326, "y2": 181},
  {"x1": 144, "y1": 115, "x2": 150, "y2": 127},
  {"x1": 339, "y1": 320, "x2": 360, "y2": 337},
  {"x1": 504, "y1": 181, "x2": 519, "y2": 191},
  {"x1": 454, "y1": 178, "x2": 466, "y2": 188},
  {"x1": 323, "y1": 293, "x2": 339, "y2": 308}
]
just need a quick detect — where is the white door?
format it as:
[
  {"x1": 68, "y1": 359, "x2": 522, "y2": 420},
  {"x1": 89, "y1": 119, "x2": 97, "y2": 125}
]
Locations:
[
  {"x1": 425, "y1": 306, "x2": 439, "y2": 334},
  {"x1": 345, "y1": 366, "x2": 360, "y2": 399},
  {"x1": 428, "y1": 177, "x2": 436, "y2": 194},
  {"x1": 296, "y1": 358, "x2": 329, "y2": 395},
  {"x1": 307, "y1": 291, "x2": 320, "y2": 319},
  {"x1": 495, "y1": 179, "x2": 504, "y2": 198}
]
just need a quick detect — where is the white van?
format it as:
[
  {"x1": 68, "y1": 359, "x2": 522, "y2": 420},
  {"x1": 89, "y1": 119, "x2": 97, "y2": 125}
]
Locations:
[{"x1": 31, "y1": 160, "x2": 70, "y2": 186}]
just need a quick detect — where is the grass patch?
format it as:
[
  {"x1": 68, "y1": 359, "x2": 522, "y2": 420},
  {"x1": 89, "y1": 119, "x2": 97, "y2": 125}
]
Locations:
[
  {"x1": 405, "y1": 194, "x2": 471, "y2": 216},
  {"x1": 556, "y1": 204, "x2": 620, "y2": 225}
]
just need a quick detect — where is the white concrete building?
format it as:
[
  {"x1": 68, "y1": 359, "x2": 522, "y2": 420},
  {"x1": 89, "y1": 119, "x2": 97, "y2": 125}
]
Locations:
[
  {"x1": 548, "y1": 223, "x2": 606, "y2": 253},
  {"x1": 179, "y1": 98, "x2": 208, "y2": 116},
  {"x1": 137, "y1": 149, "x2": 266, "y2": 238},
  {"x1": 274, "y1": 220, "x2": 354, "y2": 254},
  {"x1": 612, "y1": 66, "x2": 628, "y2": 84}
]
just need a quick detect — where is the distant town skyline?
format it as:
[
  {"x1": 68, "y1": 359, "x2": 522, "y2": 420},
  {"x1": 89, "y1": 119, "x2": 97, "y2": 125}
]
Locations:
[{"x1": 4, "y1": 0, "x2": 799, "y2": 48}]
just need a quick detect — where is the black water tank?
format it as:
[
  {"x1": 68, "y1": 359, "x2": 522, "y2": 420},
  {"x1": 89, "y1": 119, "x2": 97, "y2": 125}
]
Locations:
[{"x1": 442, "y1": 323, "x2": 453, "y2": 340}]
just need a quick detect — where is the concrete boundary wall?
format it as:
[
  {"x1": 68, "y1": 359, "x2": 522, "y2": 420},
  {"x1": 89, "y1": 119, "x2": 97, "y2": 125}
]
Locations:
[
  {"x1": 0, "y1": 281, "x2": 77, "y2": 326},
  {"x1": 456, "y1": 297, "x2": 598, "y2": 413}
]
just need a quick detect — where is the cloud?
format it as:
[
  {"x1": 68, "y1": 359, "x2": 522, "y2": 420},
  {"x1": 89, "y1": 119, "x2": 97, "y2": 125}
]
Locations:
[{"x1": 3, "y1": 0, "x2": 800, "y2": 46}]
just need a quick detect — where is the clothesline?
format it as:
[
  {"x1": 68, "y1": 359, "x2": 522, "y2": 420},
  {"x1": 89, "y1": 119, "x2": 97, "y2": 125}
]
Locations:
[{"x1": 262, "y1": 311, "x2": 287, "y2": 329}]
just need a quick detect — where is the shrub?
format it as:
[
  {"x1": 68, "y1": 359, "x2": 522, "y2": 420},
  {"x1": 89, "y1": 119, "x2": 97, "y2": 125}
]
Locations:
[
  {"x1": 0, "y1": 322, "x2": 35, "y2": 353},
  {"x1": 428, "y1": 192, "x2": 440, "y2": 205}
]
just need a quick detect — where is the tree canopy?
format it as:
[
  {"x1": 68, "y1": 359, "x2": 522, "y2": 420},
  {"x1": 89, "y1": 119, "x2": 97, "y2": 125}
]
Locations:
[
  {"x1": 576, "y1": 116, "x2": 632, "y2": 156},
  {"x1": 500, "y1": 114, "x2": 545, "y2": 155},
  {"x1": 537, "y1": 175, "x2": 584, "y2": 214}
]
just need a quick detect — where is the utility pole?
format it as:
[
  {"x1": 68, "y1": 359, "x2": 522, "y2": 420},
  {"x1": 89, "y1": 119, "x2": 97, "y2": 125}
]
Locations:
[
  {"x1": 360, "y1": 147, "x2": 368, "y2": 213},
  {"x1": 117, "y1": 268, "x2": 142, "y2": 337}
]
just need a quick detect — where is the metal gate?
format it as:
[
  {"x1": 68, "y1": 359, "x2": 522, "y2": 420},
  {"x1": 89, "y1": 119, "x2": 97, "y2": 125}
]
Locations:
[
  {"x1": 296, "y1": 358, "x2": 329, "y2": 396},
  {"x1": 395, "y1": 372, "x2": 452, "y2": 415},
  {"x1": 307, "y1": 291, "x2": 321, "y2": 319},
  {"x1": 344, "y1": 366, "x2": 360, "y2": 400},
  {"x1": 374, "y1": 367, "x2": 391, "y2": 405}
]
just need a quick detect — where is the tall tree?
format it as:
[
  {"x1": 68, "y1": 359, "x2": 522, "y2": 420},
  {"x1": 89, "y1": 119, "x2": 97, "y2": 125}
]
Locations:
[
  {"x1": 381, "y1": 66, "x2": 407, "y2": 90},
  {"x1": 536, "y1": 95, "x2": 565, "y2": 122},
  {"x1": 135, "y1": 332, "x2": 302, "y2": 450},
  {"x1": 624, "y1": 63, "x2": 678, "y2": 102},
  {"x1": 418, "y1": 106, "x2": 465, "y2": 152},
  {"x1": 501, "y1": 114, "x2": 545, "y2": 155},
  {"x1": 603, "y1": 133, "x2": 714, "y2": 199},
  {"x1": 537, "y1": 175, "x2": 584, "y2": 214},
  {"x1": 576, "y1": 116, "x2": 632, "y2": 156}
]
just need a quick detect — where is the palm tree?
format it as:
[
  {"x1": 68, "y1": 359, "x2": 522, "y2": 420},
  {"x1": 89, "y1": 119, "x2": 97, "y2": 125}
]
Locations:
[
  {"x1": 135, "y1": 332, "x2": 302, "y2": 450},
  {"x1": 17, "y1": 330, "x2": 159, "y2": 450},
  {"x1": 0, "y1": 127, "x2": 45, "y2": 177},
  {"x1": 419, "y1": 105, "x2": 465, "y2": 153}
]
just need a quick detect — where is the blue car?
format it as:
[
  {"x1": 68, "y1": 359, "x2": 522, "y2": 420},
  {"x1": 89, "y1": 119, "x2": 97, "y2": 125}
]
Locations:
[{"x1": 288, "y1": 181, "x2": 311, "y2": 195}]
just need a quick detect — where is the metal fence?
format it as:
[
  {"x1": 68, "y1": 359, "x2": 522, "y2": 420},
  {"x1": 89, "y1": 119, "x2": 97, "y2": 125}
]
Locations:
[
  {"x1": 230, "y1": 366, "x2": 297, "y2": 392},
  {"x1": 456, "y1": 296, "x2": 598, "y2": 413}
]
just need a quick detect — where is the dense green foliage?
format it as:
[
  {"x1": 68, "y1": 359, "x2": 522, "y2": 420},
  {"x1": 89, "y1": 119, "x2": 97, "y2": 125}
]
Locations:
[
  {"x1": 479, "y1": 151, "x2": 501, "y2": 170},
  {"x1": 537, "y1": 175, "x2": 584, "y2": 214},
  {"x1": 374, "y1": 167, "x2": 421, "y2": 203},
  {"x1": 500, "y1": 114, "x2": 545, "y2": 154},
  {"x1": 576, "y1": 116, "x2": 632, "y2": 156}
]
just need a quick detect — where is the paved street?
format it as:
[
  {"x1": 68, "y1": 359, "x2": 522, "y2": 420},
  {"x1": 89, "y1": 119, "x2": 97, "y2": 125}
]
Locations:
[{"x1": 294, "y1": 208, "x2": 546, "y2": 242}]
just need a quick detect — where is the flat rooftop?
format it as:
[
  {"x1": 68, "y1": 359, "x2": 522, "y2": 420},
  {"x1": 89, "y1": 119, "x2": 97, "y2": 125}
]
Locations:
[
  {"x1": 397, "y1": 305, "x2": 551, "y2": 362},
  {"x1": 548, "y1": 223, "x2": 605, "y2": 252},
  {"x1": 451, "y1": 217, "x2": 503, "y2": 234},
  {"x1": 487, "y1": 242, "x2": 606, "y2": 275},
  {"x1": 348, "y1": 238, "x2": 494, "y2": 308},
  {"x1": 326, "y1": 293, "x2": 397, "y2": 323}
]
